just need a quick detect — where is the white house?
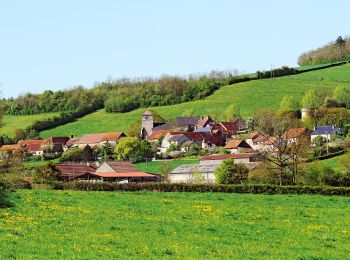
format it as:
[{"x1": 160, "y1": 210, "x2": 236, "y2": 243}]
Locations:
[{"x1": 311, "y1": 125, "x2": 342, "y2": 142}]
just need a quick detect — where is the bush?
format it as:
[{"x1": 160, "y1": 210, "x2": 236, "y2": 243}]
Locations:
[
  {"x1": 215, "y1": 159, "x2": 248, "y2": 184},
  {"x1": 31, "y1": 164, "x2": 61, "y2": 184},
  {"x1": 53, "y1": 182, "x2": 350, "y2": 196}
]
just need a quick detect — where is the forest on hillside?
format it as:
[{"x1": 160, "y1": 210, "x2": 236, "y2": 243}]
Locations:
[
  {"x1": 2, "y1": 70, "x2": 246, "y2": 116},
  {"x1": 298, "y1": 36, "x2": 350, "y2": 66}
]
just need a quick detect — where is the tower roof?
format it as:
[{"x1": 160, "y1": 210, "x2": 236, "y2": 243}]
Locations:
[{"x1": 142, "y1": 110, "x2": 153, "y2": 116}]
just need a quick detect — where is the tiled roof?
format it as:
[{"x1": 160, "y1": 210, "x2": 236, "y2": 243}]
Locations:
[
  {"x1": 142, "y1": 110, "x2": 153, "y2": 116},
  {"x1": 225, "y1": 139, "x2": 251, "y2": 149},
  {"x1": 171, "y1": 164, "x2": 220, "y2": 174},
  {"x1": 94, "y1": 172, "x2": 157, "y2": 178},
  {"x1": 196, "y1": 116, "x2": 213, "y2": 127},
  {"x1": 44, "y1": 136, "x2": 70, "y2": 145},
  {"x1": 175, "y1": 117, "x2": 199, "y2": 126},
  {"x1": 283, "y1": 128, "x2": 309, "y2": 139},
  {"x1": 18, "y1": 140, "x2": 46, "y2": 152},
  {"x1": 220, "y1": 122, "x2": 238, "y2": 132},
  {"x1": 200, "y1": 153, "x2": 254, "y2": 161},
  {"x1": 104, "y1": 161, "x2": 139, "y2": 173},
  {"x1": 55, "y1": 163, "x2": 98, "y2": 179},
  {"x1": 78, "y1": 132, "x2": 124, "y2": 144},
  {"x1": 148, "y1": 130, "x2": 168, "y2": 140},
  {"x1": 65, "y1": 138, "x2": 80, "y2": 148},
  {"x1": 0, "y1": 144, "x2": 20, "y2": 151}
]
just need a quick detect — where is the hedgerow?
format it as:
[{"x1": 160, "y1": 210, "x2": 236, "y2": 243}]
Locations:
[{"x1": 53, "y1": 182, "x2": 350, "y2": 196}]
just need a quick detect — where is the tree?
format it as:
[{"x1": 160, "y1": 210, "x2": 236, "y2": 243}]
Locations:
[
  {"x1": 160, "y1": 161, "x2": 171, "y2": 183},
  {"x1": 82, "y1": 145, "x2": 95, "y2": 162},
  {"x1": 14, "y1": 128, "x2": 27, "y2": 141},
  {"x1": 302, "y1": 89, "x2": 324, "y2": 109},
  {"x1": 114, "y1": 137, "x2": 141, "y2": 162},
  {"x1": 60, "y1": 147, "x2": 84, "y2": 162},
  {"x1": 335, "y1": 36, "x2": 346, "y2": 47},
  {"x1": 97, "y1": 142, "x2": 114, "y2": 161},
  {"x1": 225, "y1": 104, "x2": 240, "y2": 121},
  {"x1": 279, "y1": 96, "x2": 300, "y2": 114},
  {"x1": 215, "y1": 159, "x2": 248, "y2": 184},
  {"x1": 191, "y1": 170, "x2": 205, "y2": 184},
  {"x1": 333, "y1": 86, "x2": 350, "y2": 108},
  {"x1": 127, "y1": 120, "x2": 141, "y2": 138}
]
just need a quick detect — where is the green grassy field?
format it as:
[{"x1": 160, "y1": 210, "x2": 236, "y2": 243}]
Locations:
[
  {"x1": 135, "y1": 159, "x2": 199, "y2": 174},
  {"x1": 317, "y1": 154, "x2": 347, "y2": 171},
  {"x1": 40, "y1": 64, "x2": 350, "y2": 138},
  {"x1": 0, "y1": 190, "x2": 350, "y2": 258},
  {"x1": 0, "y1": 112, "x2": 59, "y2": 138}
]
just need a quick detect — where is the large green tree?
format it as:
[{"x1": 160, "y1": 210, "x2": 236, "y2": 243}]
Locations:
[
  {"x1": 301, "y1": 89, "x2": 324, "y2": 108},
  {"x1": 333, "y1": 86, "x2": 350, "y2": 108},
  {"x1": 215, "y1": 159, "x2": 248, "y2": 184}
]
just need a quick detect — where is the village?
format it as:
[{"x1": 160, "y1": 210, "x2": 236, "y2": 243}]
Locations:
[{"x1": 0, "y1": 108, "x2": 346, "y2": 185}]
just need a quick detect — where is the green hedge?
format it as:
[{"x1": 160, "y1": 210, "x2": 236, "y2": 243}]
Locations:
[{"x1": 53, "y1": 182, "x2": 350, "y2": 196}]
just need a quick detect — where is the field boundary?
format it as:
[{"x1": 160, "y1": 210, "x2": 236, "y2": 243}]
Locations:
[{"x1": 53, "y1": 182, "x2": 350, "y2": 196}]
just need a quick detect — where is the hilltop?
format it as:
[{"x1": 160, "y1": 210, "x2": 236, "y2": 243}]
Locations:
[{"x1": 39, "y1": 64, "x2": 350, "y2": 138}]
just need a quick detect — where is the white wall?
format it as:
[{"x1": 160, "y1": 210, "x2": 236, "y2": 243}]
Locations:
[{"x1": 170, "y1": 172, "x2": 216, "y2": 183}]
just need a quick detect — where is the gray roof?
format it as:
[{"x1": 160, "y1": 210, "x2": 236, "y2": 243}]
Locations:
[
  {"x1": 194, "y1": 127, "x2": 211, "y2": 133},
  {"x1": 176, "y1": 117, "x2": 199, "y2": 126},
  {"x1": 311, "y1": 126, "x2": 342, "y2": 136},
  {"x1": 171, "y1": 164, "x2": 220, "y2": 174}
]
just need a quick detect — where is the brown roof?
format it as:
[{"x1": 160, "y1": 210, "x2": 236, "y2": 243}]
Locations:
[
  {"x1": 18, "y1": 140, "x2": 46, "y2": 152},
  {"x1": 220, "y1": 122, "x2": 238, "y2": 132},
  {"x1": 104, "y1": 161, "x2": 139, "y2": 173},
  {"x1": 283, "y1": 128, "x2": 309, "y2": 139},
  {"x1": 142, "y1": 110, "x2": 153, "y2": 116},
  {"x1": 78, "y1": 132, "x2": 125, "y2": 144},
  {"x1": 148, "y1": 130, "x2": 168, "y2": 140},
  {"x1": 55, "y1": 163, "x2": 98, "y2": 179},
  {"x1": 0, "y1": 144, "x2": 20, "y2": 152},
  {"x1": 94, "y1": 171, "x2": 157, "y2": 178},
  {"x1": 196, "y1": 116, "x2": 212, "y2": 128},
  {"x1": 44, "y1": 136, "x2": 70, "y2": 145},
  {"x1": 225, "y1": 139, "x2": 251, "y2": 149},
  {"x1": 65, "y1": 138, "x2": 80, "y2": 148},
  {"x1": 201, "y1": 153, "x2": 254, "y2": 161}
]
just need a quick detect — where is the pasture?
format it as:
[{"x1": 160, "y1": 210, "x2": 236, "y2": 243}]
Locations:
[
  {"x1": 0, "y1": 190, "x2": 350, "y2": 258},
  {"x1": 40, "y1": 64, "x2": 350, "y2": 138}
]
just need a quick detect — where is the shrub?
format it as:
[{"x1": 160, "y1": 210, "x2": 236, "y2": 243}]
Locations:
[{"x1": 215, "y1": 159, "x2": 249, "y2": 184}]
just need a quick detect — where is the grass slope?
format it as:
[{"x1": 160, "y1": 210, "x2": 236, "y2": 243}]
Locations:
[
  {"x1": 0, "y1": 113, "x2": 59, "y2": 138},
  {"x1": 135, "y1": 158, "x2": 199, "y2": 174},
  {"x1": 40, "y1": 64, "x2": 350, "y2": 138},
  {"x1": 1, "y1": 190, "x2": 350, "y2": 258}
]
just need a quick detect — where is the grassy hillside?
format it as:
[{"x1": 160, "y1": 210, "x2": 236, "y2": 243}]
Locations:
[
  {"x1": 40, "y1": 64, "x2": 350, "y2": 138},
  {"x1": 0, "y1": 112, "x2": 59, "y2": 138},
  {"x1": 1, "y1": 190, "x2": 350, "y2": 258}
]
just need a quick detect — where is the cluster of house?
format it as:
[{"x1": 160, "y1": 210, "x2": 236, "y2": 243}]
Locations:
[{"x1": 0, "y1": 109, "x2": 344, "y2": 184}]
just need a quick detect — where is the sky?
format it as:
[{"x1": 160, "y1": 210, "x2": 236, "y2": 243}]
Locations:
[{"x1": 0, "y1": 0, "x2": 349, "y2": 98}]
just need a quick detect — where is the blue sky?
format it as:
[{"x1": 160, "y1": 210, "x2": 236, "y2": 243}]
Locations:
[{"x1": 0, "y1": 0, "x2": 349, "y2": 98}]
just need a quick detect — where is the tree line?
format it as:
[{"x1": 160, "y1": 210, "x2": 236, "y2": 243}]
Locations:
[{"x1": 298, "y1": 36, "x2": 350, "y2": 66}]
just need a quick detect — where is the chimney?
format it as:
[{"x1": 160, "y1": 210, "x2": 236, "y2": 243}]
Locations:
[
  {"x1": 87, "y1": 162, "x2": 90, "y2": 167},
  {"x1": 70, "y1": 135, "x2": 74, "y2": 138},
  {"x1": 96, "y1": 162, "x2": 100, "y2": 167}
]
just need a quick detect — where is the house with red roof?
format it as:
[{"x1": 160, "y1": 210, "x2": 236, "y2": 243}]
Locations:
[
  {"x1": 17, "y1": 140, "x2": 47, "y2": 155},
  {"x1": 55, "y1": 161, "x2": 160, "y2": 182},
  {"x1": 74, "y1": 132, "x2": 126, "y2": 149},
  {"x1": 225, "y1": 139, "x2": 252, "y2": 154}
]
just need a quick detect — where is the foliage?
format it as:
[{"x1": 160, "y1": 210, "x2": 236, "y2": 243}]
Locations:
[
  {"x1": 114, "y1": 137, "x2": 153, "y2": 162},
  {"x1": 279, "y1": 95, "x2": 300, "y2": 114},
  {"x1": 96, "y1": 142, "x2": 114, "y2": 162},
  {"x1": 60, "y1": 147, "x2": 85, "y2": 162},
  {"x1": 40, "y1": 64, "x2": 350, "y2": 138},
  {"x1": 215, "y1": 159, "x2": 248, "y2": 184},
  {"x1": 333, "y1": 86, "x2": 350, "y2": 108},
  {"x1": 299, "y1": 36, "x2": 350, "y2": 65},
  {"x1": 31, "y1": 163, "x2": 60, "y2": 184},
  {"x1": 301, "y1": 89, "x2": 324, "y2": 108}
]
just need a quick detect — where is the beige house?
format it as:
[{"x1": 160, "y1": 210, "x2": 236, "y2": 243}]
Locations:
[{"x1": 74, "y1": 132, "x2": 126, "y2": 149}]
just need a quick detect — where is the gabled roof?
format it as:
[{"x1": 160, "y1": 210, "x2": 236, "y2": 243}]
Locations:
[
  {"x1": 18, "y1": 140, "x2": 46, "y2": 152},
  {"x1": 77, "y1": 132, "x2": 125, "y2": 144},
  {"x1": 0, "y1": 144, "x2": 20, "y2": 152},
  {"x1": 65, "y1": 138, "x2": 80, "y2": 148},
  {"x1": 103, "y1": 161, "x2": 139, "y2": 173},
  {"x1": 219, "y1": 122, "x2": 238, "y2": 132},
  {"x1": 142, "y1": 110, "x2": 153, "y2": 116},
  {"x1": 200, "y1": 153, "x2": 254, "y2": 161},
  {"x1": 283, "y1": 128, "x2": 309, "y2": 139},
  {"x1": 93, "y1": 171, "x2": 157, "y2": 178},
  {"x1": 148, "y1": 130, "x2": 168, "y2": 140},
  {"x1": 225, "y1": 139, "x2": 251, "y2": 149},
  {"x1": 175, "y1": 116, "x2": 199, "y2": 126},
  {"x1": 311, "y1": 126, "x2": 342, "y2": 136},
  {"x1": 44, "y1": 136, "x2": 70, "y2": 145},
  {"x1": 196, "y1": 116, "x2": 213, "y2": 128},
  {"x1": 55, "y1": 163, "x2": 98, "y2": 179},
  {"x1": 194, "y1": 127, "x2": 211, "y2": 133},
  {"x1": 168, "y1": 134, "x2": 187, "y2": 142}
]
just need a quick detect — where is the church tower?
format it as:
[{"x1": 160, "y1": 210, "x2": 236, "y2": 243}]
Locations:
[{"x1": 141, "y1": 110, "x2": 154, "y2": 139}]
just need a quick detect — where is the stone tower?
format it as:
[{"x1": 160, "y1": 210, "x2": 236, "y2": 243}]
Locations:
[{"x1": 141, "y1": 110, "x2": 154, "y2": 139}]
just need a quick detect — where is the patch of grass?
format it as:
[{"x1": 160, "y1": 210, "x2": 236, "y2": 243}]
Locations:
[
  {"x1": 1, "y1": 190, "x2": 350, "y2": 258},
  {"x1": 0, "y1": 113, "x2": 59, "y2": 138},
  {"x1": 317, "y1": 154, "x2": 347, "y2": 171},
  {"x1": 135, "y1": 159, "x2": 199, "y2": 174},
  {"x1": 24, "y1": 159, "x2": 60, "y2": 169},
  {"x1": 40, "y1": 64, "x2": 350, "y2": 138}
]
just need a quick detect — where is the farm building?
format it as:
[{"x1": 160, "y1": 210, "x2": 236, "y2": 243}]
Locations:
[
  {"x1": 225, "y1": 139, "x2": 252, "y2": 154},
  {"x1": 73, "y1": 132, "x2": 126, "y2": 149},
  {"x1": 170, "y1": 164, "x2": 220, "y2": 183}
]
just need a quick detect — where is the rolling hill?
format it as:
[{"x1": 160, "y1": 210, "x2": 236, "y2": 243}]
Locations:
[{"x1": 39, "y1": 64, "x2": 350, "y2": 138}]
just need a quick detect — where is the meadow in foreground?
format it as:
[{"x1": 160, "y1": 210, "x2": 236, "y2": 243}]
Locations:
[{"x1": 0, "y1": 190, "x2": 349, "y2": 258}]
